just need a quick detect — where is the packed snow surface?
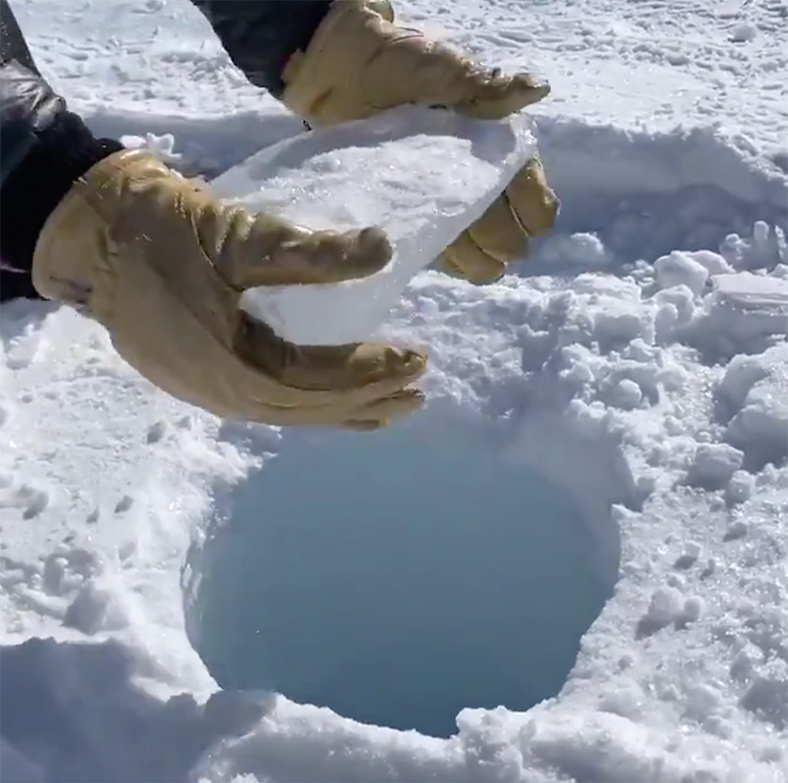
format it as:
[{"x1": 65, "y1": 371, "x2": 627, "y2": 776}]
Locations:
[{"x1": 2, "y1": 0, "x2": 788, "y2": 781}]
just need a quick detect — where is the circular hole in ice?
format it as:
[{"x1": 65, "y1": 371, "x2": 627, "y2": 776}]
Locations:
[{"x1": 191, "y1": 414, "x2": 614, "y2": 738}]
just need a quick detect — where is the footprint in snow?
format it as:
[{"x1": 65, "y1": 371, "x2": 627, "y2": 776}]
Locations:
[
  {"x1": 115, "y1": 495, "x2": 134, "y2": 514},
  {"x1": 146, "y1": 420, "x2": 167, "y2": 444},
  {"x1": 0, "y1": 482, "x2": 50, "y2": 520}
]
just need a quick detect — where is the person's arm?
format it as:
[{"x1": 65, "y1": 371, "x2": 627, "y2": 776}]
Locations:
[
  {"x1": 0, "y1": 0, "x2": 122, "y2": 298},
  {"x1": 187, "y1": 0, "x2": 557, "y2": 285},
  {"x1": 188, "y1": 0, "x2": 332, "y2": 99},
  {"x1": 0, "y1": 0, "x2": 425, "y2": 429}
]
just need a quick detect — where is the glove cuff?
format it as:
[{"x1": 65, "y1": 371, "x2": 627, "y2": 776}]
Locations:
[
  {"x1": 280, "y1": 0, "x2": 404, "y2": 127},
  {"x1": 31, "y1": 148, "x2": 154, "y2": 324}
]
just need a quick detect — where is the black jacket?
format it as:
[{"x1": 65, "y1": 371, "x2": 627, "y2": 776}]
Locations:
[{"x1": 0, "y1": 0, "x2": 332, "y2": 301}]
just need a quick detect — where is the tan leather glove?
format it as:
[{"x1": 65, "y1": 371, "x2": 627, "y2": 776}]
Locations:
[
  {"x1": 281, "y1": 0, "x2": 558, "y2": 284},
  {"x1": 31, "y1": 149, "x2": 426, "y2": 430}
]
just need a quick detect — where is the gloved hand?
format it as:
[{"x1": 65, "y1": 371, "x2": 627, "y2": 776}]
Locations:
[
  {"x1": 31, "y1": 149, "x2": 426, "y2": 429},
  {"x1": 280, "y1": 0, "x2": 558, "y2": 284}
]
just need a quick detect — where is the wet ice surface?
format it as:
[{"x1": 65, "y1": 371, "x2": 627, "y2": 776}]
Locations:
[
  {"x1": 195, "y1": 417, "x2": 610, "y2": 738},
  {"x1": 211, "y1": 105, "x2": 535, "y2": 346}
]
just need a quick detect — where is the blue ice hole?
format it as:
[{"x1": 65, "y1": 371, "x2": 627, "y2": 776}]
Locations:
[{"x1": 192, "y1": 413, "x2": 614, "y2": 738}]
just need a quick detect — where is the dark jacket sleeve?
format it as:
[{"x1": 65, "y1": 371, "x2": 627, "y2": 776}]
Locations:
[
  {"x1": 0, "y1": 0, "x2": 333, "y2": 301},
  {"x1": 0, "y1": 0, "x2": 121, "y2": 300},
  {"x1": 188, "y1": 0, "x2": 332, "y2": 98},
  {"x1": 0, "y1": 0, "x2": 52, "y2": 190}
]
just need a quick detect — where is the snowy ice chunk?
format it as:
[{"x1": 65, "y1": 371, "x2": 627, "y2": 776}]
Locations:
[
  {"x1": 654, "y1": 251, "x2": 710, "y2": 296},
  {"x1": 622, "y1": 338, "x2": 658, "y2": 364},
  {"x1": 725, "y1": 470, "x2": 755, "y2": 504},
  {"x1": 720, "y1": 222, "x2": 787, "y2": 270},
  {"x1": 725, "y1": 384, "x2": 788, "y2": 469},
  {"x1": 654, "y1": 302, "x2": 679, "y2": 342},
  {"x1": 597, "y1": 683, "x2": 648, "y2": 720},
  {"x1": 730, "y1": 23, "x2": 758, "y2": 43},
  {"x1": 538, "y1": 232, "x2": 611, "y2": 268},
  {"x1": 119, "y1": 131, "x2": 182, "y2": 166},
  {"x1": 655, "y1": 284, "x2": 696, "y2": 324},
  {"x1": 593, "y1": 307, "x2": 651, "y2": 348},
  {"x1": 719, "y1": 343, "x2": 788, "y2": 469},
  {"x1": 773, "y1": 263, "x2": 788, "y2": 280},
  {"x1": 649, "y1": 587, "x2": 684, "y2": 623},
  {"x1": 684, "y1": 542, "x2": 701, "y2": 561},
  {"x1": 674, "y1": 542, "x2": 701, "y2": 570},
  {"x1": 688, "y1": 443, "x2": 744, "y2": 490},
  {"x1": 210, "y1": 105, "x2": 536, "y2": 345},
  {"x1": 712, "y1": 271, "x2": 788, "y2": 310},
  {"x1": 741, "y1": 676, "x2": 788, "y2": 730},
  {"x1": 609, "y1": 379, "x2": 642, "y2": 410},
  {"x1": 689, "y1": 250, "x2": 732, "y2": 276},
  {"x1": 717, "y1": 353, "x2": 773, "y2": 413},
  {"x1": 689, "y1": 272, "x2": 788, "y2": 357},
  {"x1": 724, "y1": 519, "x2": 749, "y2": 541}
]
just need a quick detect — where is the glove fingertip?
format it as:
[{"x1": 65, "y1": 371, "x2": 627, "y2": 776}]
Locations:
[
  {"x1": 511, "y1": 73, "x2": 551, "y2": 107},
  {"x1": 464, "y1": 73, "x2": 551, "y2": 119},
  {"x1": 337, "y1": 225, "x2": 393, "y2": 280}
]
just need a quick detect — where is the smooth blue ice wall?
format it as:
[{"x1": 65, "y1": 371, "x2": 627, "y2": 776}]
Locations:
[{"x1": 196, "y1": 416, "x2": 610, "y2": 737}]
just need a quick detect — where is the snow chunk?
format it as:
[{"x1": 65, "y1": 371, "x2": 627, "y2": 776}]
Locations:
[
  {"x1": 119, "y1": 131, "x2": 182, "y2": 166},
  {"x1": 718, "y1": 354, "x2": 773, "y2": 412},
  {"x1": 741, "y1": 676, "x2": 788, "y2": 730},
  {"x1": 609, "y1": 379, "x2": 642, "y2": 410},
  {"x1": 688, "y1": 443, "x2": 744, "y2": 489},
  {"x1": 688, "y1": 250, "x2": 732, "y2": 276},
  {"x1": 725, "y1": 383, "x2": 788, "y2": 469},
  {"x1": 689, "y1": 272, "x2": 788, "y2": 357},
  {"x1": 211, "y1": 105, "x2": 536, "y2": 344},
  {"x1": 654, "y1": 251, "x2": 710, "y2": 296},
  {"x1": 538, "y1": 232, "x2": 611, "y2": 268},
  {"x1": 719, "y1": 344, "x2": 788, "y2": 469},
  {"x1": 674, "y1": 542, "x2": 702, "y2": 569},
  {"x1": 637, "y1": 586, "x2": 686, "y2": 637},
  {"x1": 720, "y1": 222, "x2": 787, "y2": 270},
  {"x1": 656, "y1": 284, "x2": 696, "y2": 321},
  {"x1": 725, "y1": 519, "x2": 749, "y2": 541},
  {"x1": 712, "y1": 271, "x2": 788, "y2": 309},
  {"x1": 726, "y1": 470, "x2": 755, "y2": 504},
  {"x1": 730, "y1": 23, "x2": 758, "y2": 43},
  {"x1": 648, "y1": 587, "x2": 684, "y2": 623}
]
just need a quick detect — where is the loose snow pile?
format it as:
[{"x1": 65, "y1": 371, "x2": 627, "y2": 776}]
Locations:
[{"x1": 2, "y1": 0, "x2": 788, "y2": 781}]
